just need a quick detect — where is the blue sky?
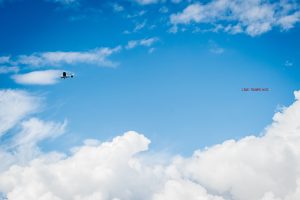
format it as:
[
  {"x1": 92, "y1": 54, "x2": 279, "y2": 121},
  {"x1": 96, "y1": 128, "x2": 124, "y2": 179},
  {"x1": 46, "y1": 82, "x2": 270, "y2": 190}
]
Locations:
[{"x1": 1, "y1": 0, "x2": 300, "y2": 156}]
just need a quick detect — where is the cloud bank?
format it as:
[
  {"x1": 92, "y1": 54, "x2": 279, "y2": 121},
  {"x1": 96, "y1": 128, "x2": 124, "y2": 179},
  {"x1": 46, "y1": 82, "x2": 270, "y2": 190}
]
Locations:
[
  {"x1": 170, "y1": 0, "x2": 300, "y2": 36},
  {"x1": 0, "y1": 89, "x2": 300, "y2": 200}
]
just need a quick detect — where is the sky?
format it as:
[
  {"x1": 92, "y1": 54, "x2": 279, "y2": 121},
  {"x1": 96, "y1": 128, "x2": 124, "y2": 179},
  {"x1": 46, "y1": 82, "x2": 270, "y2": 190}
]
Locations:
[{"x1": 0, "y1": 0, "x2": 300, "y2": 199}]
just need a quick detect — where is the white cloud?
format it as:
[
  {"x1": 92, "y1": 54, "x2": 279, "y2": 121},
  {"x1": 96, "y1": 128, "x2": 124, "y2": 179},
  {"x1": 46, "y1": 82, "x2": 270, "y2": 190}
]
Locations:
[
  {"x1": 126, "y1": 10, "x2": 146, "y2": 19},
  {"x1": 0, "y1": 66, "x2": 19, "y2": 74},
  {"x1": 1, "y1": 89, "x2": 300, "y2": 199},
  {"x1": 153, "y1": 179, "x2": 224, "y2": 200},
  {"x1": 170, "y1": 0, "x2": 181, "y2": 4},
  {"x1": 12, "y1": 70, "x2": 63, "y2": 85},
  {"x1": 278, "y1": 11, "x2": 300, "y2": 30},
  {"x1": 126, "y1": 37, "x2": 159, "y2": 49},
  {"x1": 210, "y1": 47, "x2": 224, "y2": 54},
  {"x1": 0, "y1": 131, "x2": 154, "y2": 200},
  {"x1": 133, "y1": 0, "x2": 161, "y2": 5},
  {"x1": 0, "y1": 90, "x2": 39, "y2": 136},
  {"x1": 15, "y1": 46, "x2": 121, "y2": 68},
  {"x1": 170, "y1": 1, "x2": 300, "y2": 36},
  {"x1": 209, "y1": 41, "x2": 224, "y2": 54},
  {"x1": 171, "y1": 3, "x2": 204, "y2": 24},
  {"x1": 133, "y1": 20, "x2": 147, "y2": 32},
  {"x1": 112, "y1": 3, "x2": 124, "y2": 12},
  {"x1": 47, "y1": 0, "x2": 78, "y2": 6},
  {"x1": 140, "y1": 38, "x2": 159, "y2": 46},
  {"x1": 0, "y1": 90, "x2": 65, "y2": 172},
  {"x1": 126, "y1": 40, "x2": 139, "y2": 49},
  {"x1": 0, "y1": 118, "x2": 66, "y2": 172},
  {"x1": 0, "y1": 56, "x2": 10, "y2": 64},
  {"x1": 11, "y1": 118, "x2": 66, "y2": 148},
  {"x1": 159, "y1": 6, "x2": 169, "y2": 13},
  {"x1": 148, "y1": 48, "x2": 156, "y2": 54}
]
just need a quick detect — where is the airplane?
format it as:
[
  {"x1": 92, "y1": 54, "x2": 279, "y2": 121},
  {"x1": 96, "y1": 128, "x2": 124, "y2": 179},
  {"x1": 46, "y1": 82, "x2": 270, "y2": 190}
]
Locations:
[{"x1": 61, "y1": 71, "x2": 74, "y2": 79}]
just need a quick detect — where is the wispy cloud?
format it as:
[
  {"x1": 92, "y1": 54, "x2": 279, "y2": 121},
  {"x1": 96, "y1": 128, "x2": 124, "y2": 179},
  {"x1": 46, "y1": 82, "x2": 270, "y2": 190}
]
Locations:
[
  {"x1": 285, "y1": 60, "x2": 293, "y2": 67},
  {"x1": 12, "y1": 70, "x2": 63, "y2": 85},
  {"x1": 123, "y1": 19, "x2": 148, "y2": 34},
  {"x1": 126, "y1": 10, "x2": 146, "y2": 19},
  {"x1": 209, "y1": 41, "x2": 224, "y2": 54},
  {"x1": 0, "y1": 66, "x2": 19, "y2": 74},
  {"x1": 47, "y1": 0, "x2": 79, "y2": 6},
  {"x1": 171, "y1": 0, "x2": 181, "y2": 4},
  {"x1": 126, "y1": 37, "x2": 159, "y2": 49},
  {"x1": 0, "y1": 56, "x2": 10, "y2": 64},
  {"x1": 1, "y1": 40, "x2": 158, "y2": 85},
  {"x1": 159, "y1": 6, "x2": 169, "y2": 14},
  {"x1": 112, "y1": 2, "x2": 124, "y2": 12},
  {"x1": 148, "y1": 48, "x2": 156, "y2": 54},
  {"x1": 11, "y1": 117, "x2": 66, "y2": 148},
  {"x1": 170, "y1": 1, "x2": 300, "y2": 36},
  {"x1": 132, "y1": 0, "x2": 161, "y2": 5},
  {"x1": 278, "y1": 11, "x2": 300, "y2": 30},
  {"x1": 0, "y1": 90, "x2": 40, "y2": 136},
  {"x1": 133, "y1": 20, "x2": 147, "y2": 32},
  {"x1": 0, "y1": 90, "x2": 66, "y2": 172},
  {"x1": 15, "y1": 46, "x2": 121, "y2": 68}
]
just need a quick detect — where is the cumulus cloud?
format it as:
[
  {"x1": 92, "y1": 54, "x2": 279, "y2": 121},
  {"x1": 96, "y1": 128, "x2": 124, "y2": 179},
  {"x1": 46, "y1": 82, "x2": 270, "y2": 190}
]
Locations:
[
  {"x1": 126, "y1": 37, "x2": 159, "y2": 49},
  {"x1": 170, "y1": 0, "x2": 300, "y2": 36},
  {"x1": 0, "y1": 131, "x2": 154, "y2": 200},
  {"x1": 15, "y1": 47, "x2": 121, "y2": 68},
  {"x1": 1, "y1": 89, "x2": 300, "y2": 199},
  {"x1": 12, "y1": 70, "x2": 63, "y2": 85}
]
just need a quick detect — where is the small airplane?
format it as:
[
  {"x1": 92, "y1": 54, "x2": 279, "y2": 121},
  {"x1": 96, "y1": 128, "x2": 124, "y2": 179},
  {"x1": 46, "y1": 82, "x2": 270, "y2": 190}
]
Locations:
[{"x1": 61, "y1": 71, "x2": 74, "y2": 79}]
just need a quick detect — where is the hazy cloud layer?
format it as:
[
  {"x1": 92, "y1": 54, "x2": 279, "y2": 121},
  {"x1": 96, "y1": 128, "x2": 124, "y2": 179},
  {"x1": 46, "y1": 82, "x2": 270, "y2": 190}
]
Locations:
[
  {"x1": 0, "y1": 89, "x2": 300, "y2": 199},
  {"x1": 170, "y1": 0, "x2": 300, "y2": 36}
]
